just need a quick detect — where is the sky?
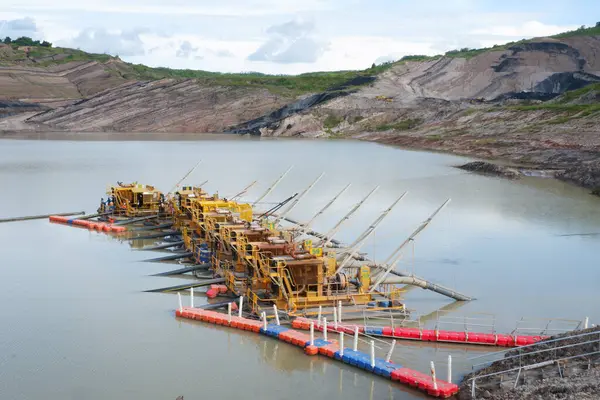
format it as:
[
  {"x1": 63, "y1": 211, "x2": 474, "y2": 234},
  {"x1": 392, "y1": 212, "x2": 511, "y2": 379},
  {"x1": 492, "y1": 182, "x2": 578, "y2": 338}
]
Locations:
[{"x1": 0, "y1": 0, "x2": 598, "y2": 75}]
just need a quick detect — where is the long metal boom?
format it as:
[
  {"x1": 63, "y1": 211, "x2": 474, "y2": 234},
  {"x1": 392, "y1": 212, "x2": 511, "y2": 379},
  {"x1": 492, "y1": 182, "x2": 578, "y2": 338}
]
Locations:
[
  {"x1": 252, "y1": 166, "x2": 293, "y2": 206},
  {"x1": 334, "y1": 192, "x2": 407, "y2": 274},
  {"x1": 320, "y1": 186, "x2": 379, "y2": 248},
  {"x1": 368, "y1": 199, "x2": 451, "y2": 293},
  {"x1": 230, "y1": 181, "x2": 258, "y2": 200},
  {"x1": 169, "y1": 160, "x2": 201, "y2": 193},
  {"x1": 301, "y1": 183, "x2": 351, "y2": 234},
  {"x1": 275, "y1": 172, "x2": 325, "y2": 224}
]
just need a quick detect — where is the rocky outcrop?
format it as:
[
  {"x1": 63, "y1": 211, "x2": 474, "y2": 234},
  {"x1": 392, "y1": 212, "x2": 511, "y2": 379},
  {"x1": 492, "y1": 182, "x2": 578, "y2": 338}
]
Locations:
[
  {"x1": 24, "y1": 79, "x2": 291, "y2": 133},
  {"x1": 457, "y1": 162, "x2": 521, "y2": 179}
]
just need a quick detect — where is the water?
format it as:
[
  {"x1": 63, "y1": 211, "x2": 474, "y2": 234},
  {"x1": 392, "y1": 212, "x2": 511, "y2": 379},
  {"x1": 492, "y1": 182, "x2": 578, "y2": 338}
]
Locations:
[{"x1": 0, "y1": 138, "x2": 598, "y2": 400}]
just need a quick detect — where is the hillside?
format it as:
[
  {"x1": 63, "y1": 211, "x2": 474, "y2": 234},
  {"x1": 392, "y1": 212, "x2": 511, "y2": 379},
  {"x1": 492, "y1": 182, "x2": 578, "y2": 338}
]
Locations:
[{"x1": 0, "y1": 27, "x2": 599, "y2": 192}]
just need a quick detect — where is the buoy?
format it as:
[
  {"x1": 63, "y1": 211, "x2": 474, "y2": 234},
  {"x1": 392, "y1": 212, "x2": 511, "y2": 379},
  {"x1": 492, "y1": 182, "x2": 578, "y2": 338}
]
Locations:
[{"x1": 206, "y1": 288, "x2": 218, "y2": 298}]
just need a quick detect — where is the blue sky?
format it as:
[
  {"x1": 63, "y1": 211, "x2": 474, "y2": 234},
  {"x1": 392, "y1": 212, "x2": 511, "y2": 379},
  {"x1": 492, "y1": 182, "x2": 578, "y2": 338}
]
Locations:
[{"x1": 0, "y1": 0, "x2": 598, "y2": 74}]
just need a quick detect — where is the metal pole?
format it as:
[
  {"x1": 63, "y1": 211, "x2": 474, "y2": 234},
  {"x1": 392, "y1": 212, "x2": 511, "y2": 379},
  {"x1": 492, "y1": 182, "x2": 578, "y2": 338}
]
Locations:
[
  {"x1": 273, "y1": 305, "x2": 280, "y2": 326},
  {"x1": 584, "y1": 317, "x2": 589, "y2": 329},
  {"x1": 262, "y1": 312, "x2": 267, "y2": 330},
  {"x1": 323, "y1": 318, "x2": 328, "y2": 341},
  {"x1": 353, "y1": 326, "x2": 359, "y2": 351},
  {"x1": 238, "y1": 296, "x2": 243, "y2": 318},
  {"x1": 370, "y1": 340, "x2": 375, "y2": 368},
  {"x1": 228, "y1": 303, "x2": 232, "y2": 324},
  {"x1": 431, "y1": 361, "x2": 438, "y2": 391},
  {"x1": 190, "y1": 287, "x2": 194, "y2": 308},
  {"x1": 177, "y1": 292, "x2": 182, "y2": 312},
  {"x1": 333, "y1": 307, "x2": 338, "y2": 330},
  {"x1": 340, "y1": 332, "x2": 345, "y2": 357},
  {"x1": 317, "y1": 305, "x2": 322, "y2": 324},
  {"x1": 448, "y1": 355, "x2": 452, "y2": 383},
  {"x1": 338, "y1": 301, "x2": 342, "y2": 323},
  {"x1": 471, "y1": 379, "x2": 476, "y2": 399},
  {"x1": 253, "y1": 166, "x2": 293, "y2": 206},
  {"x1": 310, "y1": 322, "x2": 315, "y2": 346},
  {"x1": 385, "y1": 340, "x2": 396, "y2": 363}
]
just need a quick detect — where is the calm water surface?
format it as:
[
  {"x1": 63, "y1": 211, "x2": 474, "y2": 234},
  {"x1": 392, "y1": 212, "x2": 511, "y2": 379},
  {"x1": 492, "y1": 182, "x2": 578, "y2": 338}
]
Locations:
[{"x1": 1, "y1": 138, "x2": 599, "y2": 400}]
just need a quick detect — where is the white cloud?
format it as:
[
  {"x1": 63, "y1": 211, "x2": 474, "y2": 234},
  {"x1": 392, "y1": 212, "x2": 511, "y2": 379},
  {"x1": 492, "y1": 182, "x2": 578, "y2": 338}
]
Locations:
[
  {"x1": 59, "y1": 28, "x2": 147, "y2": 56},
  {"x1": 470, "y1": 21, "x2": 579, "y2": 39},
  {"x1": 248, "y1": 19, "x2": 328, "y2": 64},
  {"x1": 176, "y1": 40, "x2": 199, "y2": 58},
  {"x1": 5, "y1": 0, "x2": 334, "y2": 17}
]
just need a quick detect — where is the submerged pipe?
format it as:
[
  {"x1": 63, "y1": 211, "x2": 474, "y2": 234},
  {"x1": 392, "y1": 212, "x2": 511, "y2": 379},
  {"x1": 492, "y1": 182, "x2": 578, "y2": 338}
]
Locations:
[
  {"x1": 113, "y1": 215, "x2": 159, "y2": 226},
  {"x1": 142, "y1": 252, "x2": 193, "y2": 263},
  {"x1": 201, "y1": 300, "x2": 237, "y2": 310},
  {"x1": 131, "y1": 222, "x2": 173, "y2": 232},
  {"x1": 131, "y1": 230, "x2": 180, "y2": 240},
  {"x1": 145, "y1": 278, "x2": 226, "y2": 293},
  {"x1": 78, "y1": 212, "x2": 112, "y2": 221},
  {"x1": 137, "y1": 241, "x2": 185, "y2": 251},
  {"x1": 152, "y1": 264, "x2": 211, "y2": 276},
  {"x1": 1, "y1": 211, "x2": 85, "y2": 223}
]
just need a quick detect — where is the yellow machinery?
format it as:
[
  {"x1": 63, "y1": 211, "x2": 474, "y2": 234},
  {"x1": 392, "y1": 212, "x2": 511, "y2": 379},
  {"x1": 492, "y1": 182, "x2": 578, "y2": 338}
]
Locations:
[
  {"x1": 106, "y1": 182, "x2": 165, "y2": 217},
  {"x1": 165, "y1": 185, "x2": 406, "y2": 317}
]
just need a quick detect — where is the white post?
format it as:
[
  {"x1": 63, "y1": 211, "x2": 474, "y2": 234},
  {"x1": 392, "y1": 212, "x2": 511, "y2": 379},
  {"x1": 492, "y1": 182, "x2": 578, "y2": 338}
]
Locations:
[
  {"x1": 310, "y1": 322, "x2": 315, "y2": 346},
  {"x1": 317, "y1": 305, "x2": 322, "y2": 325},
  {"x1": 340, "y1": 332, "x2": 345, "y2": 357},
  {"x1": 584, "y1": 317, "x2": 589, "y2": 329},
  {"x1": 431, "y1": 361, "x2": 438, "y2": 391},
  {"x1": 227, "y1": 303, "x2": 232, "y2": 324},
  {"x1": 447, "y1": 355, "x2": 452, "y2": 384},
  {"x1": 262, "y1": 312, "x2": 267, "y2": 330},
  {"x1": 273, "y1": 305, "x2": 280, "y2": 326},
  {"x1": 338, "y1": 301, "x2": 342, "y2": 323},
  {"x1": 333, "y1": 307, "x2": 338, "y2": 330},
  {"x1": 353, "y1": 326, "x2": 359, "y2": 351},
  {"x1": 190, "y1": 287, "x2": 194, "y2": 308},
  {"x1": 370, "y1": 340, "x2": 375, "y2": 368},
  {"x1": 238, "y1": 296, "x2": 243, "y2": 318},
  {"x1": 323, "y1": 318, "x2": 328, "y2": 341},
  {"x1": 385, "y1": 340, "x2": 396, "y2": 362},
  {"x1": 177, "y1": 292, "x2": 183, "y2": 312}
]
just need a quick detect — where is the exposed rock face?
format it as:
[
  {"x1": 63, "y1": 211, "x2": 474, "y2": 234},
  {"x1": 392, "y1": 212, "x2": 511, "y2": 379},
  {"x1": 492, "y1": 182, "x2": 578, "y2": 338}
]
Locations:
[
  {"x1": 457, "y1": 162, "x2": 521, "y2": 179},
  {"x1": 24, "y1": 79, "x2": 290, "y2": 133}
]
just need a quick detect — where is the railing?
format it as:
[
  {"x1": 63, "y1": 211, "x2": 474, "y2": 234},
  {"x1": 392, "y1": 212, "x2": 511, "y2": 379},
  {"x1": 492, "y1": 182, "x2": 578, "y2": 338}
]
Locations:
[{"x1": 466, "y1": 329, "x2": 600, "y2": 398}]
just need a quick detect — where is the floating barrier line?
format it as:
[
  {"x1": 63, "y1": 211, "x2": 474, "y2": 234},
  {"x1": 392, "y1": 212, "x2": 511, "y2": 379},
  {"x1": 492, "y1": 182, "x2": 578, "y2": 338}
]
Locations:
[
  {"x1": 292, "y1": 317, "x2": 549, "y2": 348},
  {"x1": 175, "y1": 307, "x2": 458, "y2": 398},
  {"x1": 48, "y1": 216, "x2": 127, "y2": 233}
]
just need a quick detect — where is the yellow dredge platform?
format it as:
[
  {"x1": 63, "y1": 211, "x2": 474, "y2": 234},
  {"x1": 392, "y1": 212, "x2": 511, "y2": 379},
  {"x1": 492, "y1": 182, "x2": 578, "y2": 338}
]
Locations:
[{"x1": 93, "y1": 177, "x2": 472, "y2": 319}]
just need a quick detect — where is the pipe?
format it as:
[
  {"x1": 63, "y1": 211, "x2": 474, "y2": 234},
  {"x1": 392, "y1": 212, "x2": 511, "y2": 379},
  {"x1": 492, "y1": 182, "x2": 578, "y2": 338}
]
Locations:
[
  {"x1": 2, "y1": 211, "x2": 85, "y2": 223},
  {"x1": 131, "y1": 222, "x2": 173, "y2": 232},
  {"x1": 378, "y1": 274, "x2": 473, "y2": 301},
  {"x1": 138, "y1": 241, "x2": 185, "y2": 251},
  {"x1": 113, "y1": 215, "x2": 159, "y2": 226},
  {"x1": 144, "y1": 278, "x2": 226, "y2": 292},
  {"x1": 131, "y1": 230, "x2": 180, "y2": 240},
  {"x1": 142, "y1": 252, "x2": 193, "y2": 263},
  {"x1": 152, "y1": 264, "x2": 211, "y2": 276},
  {"x1": 253, "y1": 166, "x2": 293, "y2": 206},
  {"x1": 79, "y1": 212, "x2": 112, "y2": 220}
]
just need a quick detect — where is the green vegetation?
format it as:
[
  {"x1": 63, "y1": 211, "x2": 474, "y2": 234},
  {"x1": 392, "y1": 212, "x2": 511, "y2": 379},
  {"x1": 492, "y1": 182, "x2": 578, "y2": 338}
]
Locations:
[
  {"x1": 376, "y1": 118, "x2": 422, "y2": 131},
  {"x1": 592, "y1": 188, "x2": 600, "y2": 197},
  {"x1": 351, "y1": 115, "x2": 364, "y2": 123},
  {"x1": 554, "y1": 83, "x2": 600, "y2": 104},
  {"x1": 323, "y1": 114, "x2": 343, "y2": 129},
  {"x1": 3, "y1": 36, "x2": 52, "y2": 47},
  {"x1": 552, "y1": 23, "x2": 600, "y2": 38}
]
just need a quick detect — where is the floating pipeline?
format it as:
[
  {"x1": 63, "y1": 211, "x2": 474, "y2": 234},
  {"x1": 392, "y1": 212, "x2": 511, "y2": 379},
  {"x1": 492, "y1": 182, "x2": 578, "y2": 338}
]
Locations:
[
  {"x1": 292, "y1": 318, "x2": 549, "y2": 348},
  {"x1": 48, "y1": 215, "x2": 127, "y2": 233},
  {"x1": 175, "y1": 307, "x2": 458, "y2": 398}
]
